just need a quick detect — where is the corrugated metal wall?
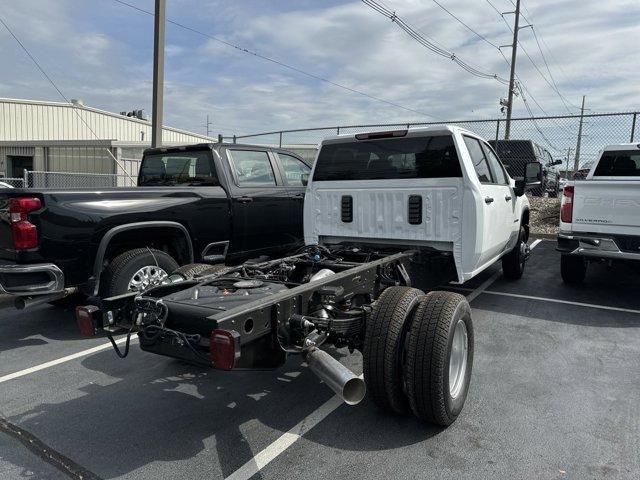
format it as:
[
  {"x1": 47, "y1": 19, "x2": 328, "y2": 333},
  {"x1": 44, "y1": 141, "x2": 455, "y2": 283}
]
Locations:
[
  {"x1": 0, "y1": 98, "x2": 212, "y2": 144},
  {"x1": 48, "y1": 146, "x2": 114, "y2": 173}
]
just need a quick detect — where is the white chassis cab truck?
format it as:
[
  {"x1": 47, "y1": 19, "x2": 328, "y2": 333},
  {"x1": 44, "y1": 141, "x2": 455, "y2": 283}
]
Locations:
[
  {"x1": 557, "y1": 143, "x2": 640, "y2": 283},
  {"x1": 305, "y1": 126, "x2": 541, "y2": 283},
  {"x1": 79, "y1": 126, "x2": 542, "y2": 427}
]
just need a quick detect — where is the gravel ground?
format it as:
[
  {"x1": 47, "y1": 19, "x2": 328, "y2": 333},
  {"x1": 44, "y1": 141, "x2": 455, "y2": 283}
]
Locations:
[{"x1": 527, "y1": 194, "x2": 560, "y2": 236}]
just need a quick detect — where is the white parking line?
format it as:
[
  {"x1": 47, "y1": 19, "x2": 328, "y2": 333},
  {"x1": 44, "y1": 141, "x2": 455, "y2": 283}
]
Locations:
[
  {"x1": 225, "y1": 239, "x2": 546, "y2": 479},
  {"x1": 467, "y1": 289, "x2": 640, "y2": 315},
  {"x1": 465, "y1": 238, "x2": 543, "y2": 302},
  {"x1": 226, "y1": 394, "x2": 345, "y2": 480},
  {"x1": 0, "y1": 336, "x2": 135, "y2": 384}
]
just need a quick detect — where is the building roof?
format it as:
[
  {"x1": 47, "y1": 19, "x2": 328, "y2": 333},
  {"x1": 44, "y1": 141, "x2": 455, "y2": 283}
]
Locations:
[{"x1": 0, "y1": 97, "x2": 215, "y2": 144}]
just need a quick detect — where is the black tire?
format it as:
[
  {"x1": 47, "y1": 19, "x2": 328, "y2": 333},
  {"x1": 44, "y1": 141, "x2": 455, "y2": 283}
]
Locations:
[
  {"x1": 101, "y1": 248, "x2": 179, "y2": 297},
  {"x1": 561, "y1": 254, "x2": 587, "y2": 284},
  {"x1": 199, "y1": 264, "x2": 233, "y2": 277},
  {"x1": 404, "y1": 291, "x2": 473, "y2": 426},
  {"x1": 171, "y1": 263, "x2": 217, "y2": 280},
  {"x1": 170, "y1": 263, "x2": 231, "y2": 281},
  {"x1": 502, "y1": 227, "x2": 528, "y2": 280},
  {"x1": 363, "y1": 286, "x2": 423, "y2": 414}
]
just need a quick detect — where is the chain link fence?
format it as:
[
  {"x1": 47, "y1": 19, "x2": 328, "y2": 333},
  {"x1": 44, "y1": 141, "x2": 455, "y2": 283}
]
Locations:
[
  {"x1": 0, "y1": 177, "x2": 25, "y2": 188},
  {"x1": 224, "y1": 112, "x2": 638, "y2": 235},
  {"x1": 25, "y1": 171, "x2": 136, "y2": 188},
  {"x1": 225, "y1": 111, "x2": 639, "y2": 181}
]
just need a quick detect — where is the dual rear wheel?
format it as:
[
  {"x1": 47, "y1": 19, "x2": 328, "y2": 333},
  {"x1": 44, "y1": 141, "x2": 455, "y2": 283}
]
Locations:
[{"x1": 363, "y1": 286, "x2": 473, "y2": 426}]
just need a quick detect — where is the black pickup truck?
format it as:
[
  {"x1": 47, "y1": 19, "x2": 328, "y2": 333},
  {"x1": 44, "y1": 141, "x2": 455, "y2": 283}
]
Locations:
[{"x1": 0, "y1": 143, "x2": 311, "y2": 307}]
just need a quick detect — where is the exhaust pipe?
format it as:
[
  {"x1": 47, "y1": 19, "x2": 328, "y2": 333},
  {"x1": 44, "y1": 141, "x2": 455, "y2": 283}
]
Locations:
[
  {"x1": 15, "y1": 288, "x2": 77, "y2": 310},
  {"x1": 305, "y1": 347, "x2": 366, "y2": 405}
]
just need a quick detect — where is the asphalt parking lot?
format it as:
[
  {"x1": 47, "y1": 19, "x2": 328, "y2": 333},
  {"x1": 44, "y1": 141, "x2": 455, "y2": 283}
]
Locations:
[{"x1": 1, "y1": 240, "x2": 639, "y2": 480}]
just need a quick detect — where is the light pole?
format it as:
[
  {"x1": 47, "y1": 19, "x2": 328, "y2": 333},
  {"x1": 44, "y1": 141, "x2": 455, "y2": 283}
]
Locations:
[{"x1": 151, "y1": 0, "x2": 166, "y2": 148}]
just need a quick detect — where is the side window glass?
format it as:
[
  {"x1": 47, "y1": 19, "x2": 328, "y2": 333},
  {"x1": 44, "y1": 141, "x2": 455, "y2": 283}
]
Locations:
[
  {"x1": 463, "y1": 136, "x2": 493, "y2": 183},
  {"x1": 228, "y1": 150, "x2": 276, "y2": 187},
  {"x1": 482, "y1": 144, "x2": 508, "y2": 185},
  {"x1": 278, "y1": 153, "x2": 310, "y2": 186}
]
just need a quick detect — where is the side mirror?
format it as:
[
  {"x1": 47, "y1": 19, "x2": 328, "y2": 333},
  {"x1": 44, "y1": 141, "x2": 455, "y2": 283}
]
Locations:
[
  {"x1": 514, "y1": 162, "x2": 543, "y2": 197},
  {"x1": 301, "y1": 173, "x2": 309, "y2": 186}
]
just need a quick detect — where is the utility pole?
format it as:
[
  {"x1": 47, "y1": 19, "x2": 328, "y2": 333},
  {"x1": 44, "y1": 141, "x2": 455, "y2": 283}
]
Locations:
[
  {"x1": 503, "y1": 0, "x2": 521, "y2": 140},
  {"x1": 573, "y1": 95, "x2": 586, "y2": 178},
  {"x1": 151, "y1": 0, "x2": 166, "y2": 148},
  {"x1": 205, "y1": 114, "x2": 213, "y2": 137}
]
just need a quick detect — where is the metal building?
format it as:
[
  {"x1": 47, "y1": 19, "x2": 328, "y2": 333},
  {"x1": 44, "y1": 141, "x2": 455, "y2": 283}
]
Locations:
[{"x1": 0, "y1": 98, "x2": 214, "y2": 186}]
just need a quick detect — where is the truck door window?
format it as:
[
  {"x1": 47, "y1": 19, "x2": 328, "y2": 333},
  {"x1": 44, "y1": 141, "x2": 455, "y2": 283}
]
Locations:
[
  {"x1": 228, "y1": 150, "x2": 277, "y2": 186},
  {"x1": 593, "y1": 151, "x2": 640, "y2": 177},
  {"x1": 463, "y1": 136, "x2": 494, "y2": 183},
  {"x1": 482, "y1": 143, "x2": 508, "y2": 185},
  {"x1": 313, "y1": 135, "x2": 461, "y2": 181},
  {"x1": 139, "y1": 150, "x2": 218, "y2": 186},
  {"x1": 278, "y1": 153, "x2": 311, "y2": 186}
]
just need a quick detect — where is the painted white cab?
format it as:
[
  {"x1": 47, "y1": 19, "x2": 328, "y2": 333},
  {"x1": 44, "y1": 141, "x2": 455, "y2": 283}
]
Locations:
[{"x1": 304, "y1": 126, "x2": 534, "y2": 283}]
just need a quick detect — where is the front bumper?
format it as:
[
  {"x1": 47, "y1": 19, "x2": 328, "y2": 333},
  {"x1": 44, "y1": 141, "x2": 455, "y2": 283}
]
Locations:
[
  {"x1": 557, "y1": 232, "x2": 640, "y2": 261},
  {"x1": 0, "y1": 262, "x2": 65, "y2": 295}
]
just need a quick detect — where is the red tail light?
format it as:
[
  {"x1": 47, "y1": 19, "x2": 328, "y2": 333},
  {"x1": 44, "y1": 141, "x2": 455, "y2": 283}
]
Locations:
[
  {"x1": 560, "y1": 186, "x2": 574, "y2": 223},
  {"x1": 210, "y1": 329, "x2": 240, "y2": 370},
  {"x1": 9, "y1": 197, "x2": 41, "y2": 250},
  {"x1": 76, "y1": 305, "x2": 101, "y2": 337}
]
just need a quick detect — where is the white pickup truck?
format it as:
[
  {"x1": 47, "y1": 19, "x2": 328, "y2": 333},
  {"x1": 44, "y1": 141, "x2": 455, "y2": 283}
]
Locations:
[
  {"x1": 558, "y1": 143, "x2": 640, "y2": 283},
  {"x1": 305, "y1": 126, "x2": 543, "y2": 283}
]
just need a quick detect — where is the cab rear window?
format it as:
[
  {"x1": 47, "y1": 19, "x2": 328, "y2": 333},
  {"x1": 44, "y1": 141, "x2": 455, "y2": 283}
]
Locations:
[
  {"x1": 313, "y1": 135, "x2": 461, "y2": 181},
  {"x1": 593, "y1": 151, "x2": 640, "y2": 177}
]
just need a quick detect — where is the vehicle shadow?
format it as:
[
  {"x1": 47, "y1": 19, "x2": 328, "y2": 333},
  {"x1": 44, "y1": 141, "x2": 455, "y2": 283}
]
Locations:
[
  {"x1": 0, "y1": 304, "x2": 84, "y2": 354},
  {"x1": 8, "y1": 346, "x2": 439, "y2": 479},
  {"x1": 488, "y1": 241, "x2": 640, "y2": 311}
]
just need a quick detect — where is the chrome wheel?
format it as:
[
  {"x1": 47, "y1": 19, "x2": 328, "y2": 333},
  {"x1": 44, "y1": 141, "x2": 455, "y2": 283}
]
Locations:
[
  {"x1": 127, "y1": 265, "x2": 168, "y2": 292},
  {"x1": 449, "y1": 318, "x2": 469, "y2": 399}
]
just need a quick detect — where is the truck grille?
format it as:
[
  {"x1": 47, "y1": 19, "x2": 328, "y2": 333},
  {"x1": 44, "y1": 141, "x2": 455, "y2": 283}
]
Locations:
[
  {"x1": 341, "y1": 195, "x2": 353, "y2": 223},
  {"x1": 408, "y1": 195, "x2": 422, "y2": 225}
]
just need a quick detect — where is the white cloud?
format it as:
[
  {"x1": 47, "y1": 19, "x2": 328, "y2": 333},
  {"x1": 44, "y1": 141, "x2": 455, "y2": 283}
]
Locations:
[{"x1": 0, "y1": 0, "x2": 638, "y2": 155}]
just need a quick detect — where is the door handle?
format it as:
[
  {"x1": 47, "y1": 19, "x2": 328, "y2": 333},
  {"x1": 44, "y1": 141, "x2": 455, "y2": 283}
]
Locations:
[
  {"x1": 505, "y1": 195, "x2": 512, "y2": 201},
  {"x1": 293, "y1": 193, "x2": 304, "y2": 198},
  {"x1": 238, "y1": 196, "x2": 253, "y2": 204},
  {"x1": 484, "y1": 197, "x2": 494, "y2": 204}
]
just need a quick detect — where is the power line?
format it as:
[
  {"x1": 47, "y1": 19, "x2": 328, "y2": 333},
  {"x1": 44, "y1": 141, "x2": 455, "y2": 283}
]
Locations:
[
  {"x1": 428, "y1": 0, "x2": 500, "y2": 49},
  {"x1": 487, "y1": 1, "x2": 581, "y2": 118},
  {"x1": 506, "y1": 0, "x2": 580, "y2": 111},
  {"x1": 516, "y1": 83, "x2": 561, "y2": 152},
  {"x1": 112, "y1": 0, "x2": 441, "y2": 121},
  {"x1": 361, "y1": 0, "x2": 510, "y2": 85},
  {"x1": 0, "y1": 15, "x2": 134, "y2": 181}
]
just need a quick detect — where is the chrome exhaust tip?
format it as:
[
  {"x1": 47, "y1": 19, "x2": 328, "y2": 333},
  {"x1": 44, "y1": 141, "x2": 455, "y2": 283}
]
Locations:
[{"x1": 306, "y1": 348, "x2": 366, "y2": 405}]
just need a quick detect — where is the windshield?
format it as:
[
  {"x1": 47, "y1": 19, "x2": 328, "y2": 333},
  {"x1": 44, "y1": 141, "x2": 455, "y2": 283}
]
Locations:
[
  {"x1": 139, "y1": 150, "x2": 218, "y2": 186},
  {"x1": 593, "y1": 150, "x2": 640, "y2": 177},
  {"x1": 313, "y1": 135, "x2": 461, "y2": 181}
]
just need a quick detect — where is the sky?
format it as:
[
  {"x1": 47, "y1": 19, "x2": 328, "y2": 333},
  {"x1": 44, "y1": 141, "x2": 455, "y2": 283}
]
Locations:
[{"x1": 0, "y1": 0, "x2": 639, "y2": 141}]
